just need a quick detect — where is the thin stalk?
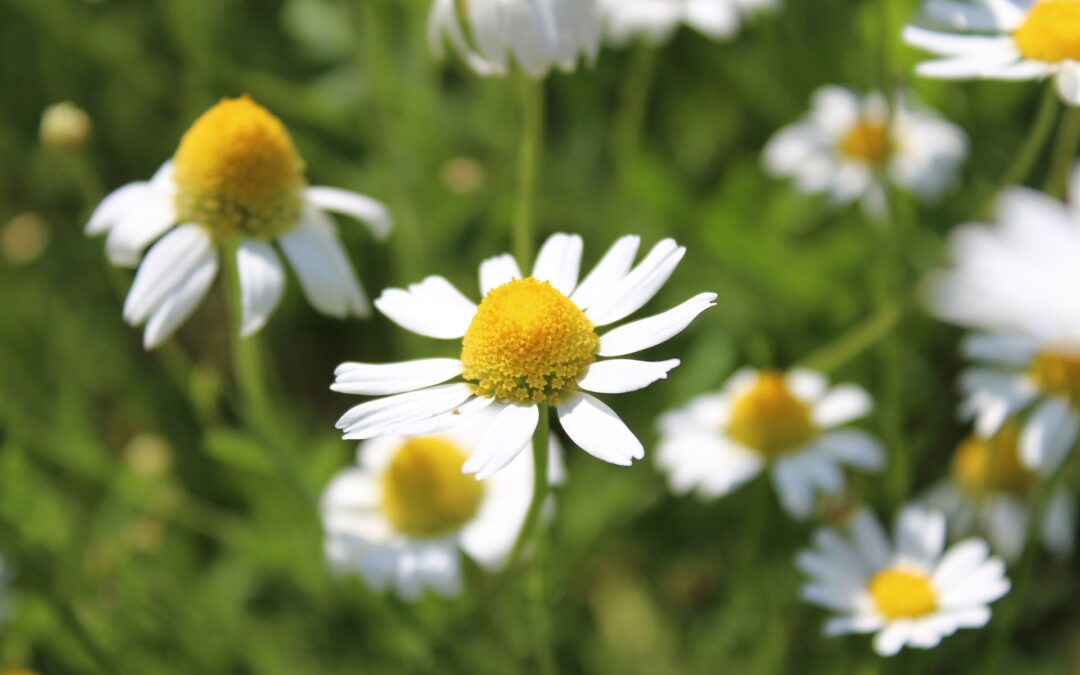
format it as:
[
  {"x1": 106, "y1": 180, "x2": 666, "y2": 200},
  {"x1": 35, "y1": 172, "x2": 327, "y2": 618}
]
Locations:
[
  {"x1": 983, "y1": 83, "x2": 1059, "y2": 216},
  {"x1": 513, "y1": 76, "x2": 545, "y2": 267},
  {"x1": 55, "y1": 602, "x2": 123, "y2": 675},
  {"x1": 1045, "y1": 106, "x2": 1080, "y2": 198},
  {"x1": 611, "y1": 45, "x2": 657, "y2": 173},
  {"x1": 796, "y1": 293, "x2": 913, "y2": 374},
  {"x1": 508, "y1": 403, "x2": 551, "y2": 568}
]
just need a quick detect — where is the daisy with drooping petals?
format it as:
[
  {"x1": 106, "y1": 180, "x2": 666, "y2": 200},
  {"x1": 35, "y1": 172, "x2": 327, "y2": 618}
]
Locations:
[
  {"x1": 904, "y1": 0, "x2": 1080, "y2": 106},
  {"x1": 656, "y1": 368, "x2": 884, "y2": 519},
  {"x1": 332, "y1": 233, "x2": 716, "y2": 478},
  {"x1": 927, "y1": 167, "x2": 1080, "y2": 469},
  {"x1": 427, "y1": 0, "x2": 602, "y2": 79},
  {"x1": 321, "y1": 410, "x2": 563, "y2": 598},
  {"x1": 86, "y1": 96, "x2": 391, "y2": 349},
  {"x1": 598, "y1": 0, "x2": 776, "y2": 46},
  {"x1": 924, "y1": 421, "x2": 1075, "y2": 561},
  {"x1": 797, "y1": 507, "x2": 1010, "y2": 656},
  {"x1": 762, "y1": 86, "x2": 967, "y2": 217}
]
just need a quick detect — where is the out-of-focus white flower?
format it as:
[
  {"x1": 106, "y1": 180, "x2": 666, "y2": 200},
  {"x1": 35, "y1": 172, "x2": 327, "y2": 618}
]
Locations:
[
  {"x1": 904, "y1": 0, "x2": 1080, "y2": 106},
  {"x1": 656, "y1": 368, "x2": 884, "y2": 519},
  {"x1": 762, "y1": 86, "x2": 967, "y2": 217},
  {"x1": 321, "y1": 410, "x2": 563, "y2": 598},
  {"x1": 598, "y1": 0, "x2": 776, "y2": 46},
  {"x1": 86, "y1": 96, "x2": 391, "y2": 349},
  {"x1": 332, "y1": 233, "x2": 716, "y2": 478},
  {"x1": 427, "y1": 0, "x2": 601, "y2": 79},
  {"x1": 928, "y1": 168, "x2": 1080, "y2": 469},
  {"x1": 798, "y1": 507, "x2": 1010, "y2": 656},
  {"x1": 925, "y1": 421, "x2": 1075, "y2": 561}
]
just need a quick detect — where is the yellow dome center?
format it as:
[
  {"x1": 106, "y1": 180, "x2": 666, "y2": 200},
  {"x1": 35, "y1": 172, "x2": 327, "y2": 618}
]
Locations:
[
  {"x1": 726, "y1": 371, "x2": 819, "y2": 458},
  {"x1": 172, "y1": 95, "x2": 305, "y2": 242},
  {"x1": 839, "y1": 120, "x2": 891, "y2": 166},
  {"x1": 869, "y1": 569, "x2": 937, "y2": 619},
  {"x1": 1014, "y1": 1, "x2": 1080, "y2": 62},
  {"x1": 461, "y1": 277, "x2": 599, "y2": 405},
  {"x1": 952, "y1": 422, "x2": 1035, "y2": 497},
  {"x1": 380, "y1": 437, "x2": 485, "y2": 538},
  {"x1": 1029, "y1": 348, "x2": 1080, "y2": 409}
]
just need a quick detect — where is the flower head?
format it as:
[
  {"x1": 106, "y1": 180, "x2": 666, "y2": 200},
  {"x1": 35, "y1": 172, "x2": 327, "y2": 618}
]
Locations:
[
  {"x1": 798, "y1": 507, "x2": 1010, "y2": 656},
  {"x1": 762, "y1": 86, "x2": 967, "y2": 217},
  {"x1": 905, "y1": 0, "x2": 1080, "y2": 105},
  {"x1": 656, "y1": 368, "x2": 884, "y2": 519},
  {"x1": 333, "y1": 233, "x2": 716, "y2": 478},
  {"x1": 598, "y1": 0, "x2": 777, "y2": 46},
  {"x1": 85, "y1": 96, "x2": 392, "y2": 348},
  {"x1": 427, "y1": 0, "x2": 602, "y2": 78},
  {"x1": 321, "y1": 410, "x2": 563, "y2": 598}
]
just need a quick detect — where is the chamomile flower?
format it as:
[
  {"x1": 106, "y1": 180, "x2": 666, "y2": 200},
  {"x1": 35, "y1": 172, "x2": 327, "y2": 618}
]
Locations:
[
  {"x1": 925, "y1": 421, "x2": 1075, "y2": 561},
  {"x1": 333, "y1": 233, "x2": 716, "y2": 478},
  {"x1": 598, "y1": 0, "x2": 776, "y2": 46},
  {"x1": 656, "y1": 368, "x2": 885, "y2": 519},
  {"x1": 927, "y1": 167, "x2": 1080, "y2": 468},
  {"x1": 321, "y1": 410, "x2": 563, "y2": 598},
  {"x1": 427, "y1": 0, "x2": 602, "y2": 79},
  {"x1": 762, "y1": 86, "x2": 967, "y2": 217},
  {"x1": 904, "y1": 0, "x2": 1080, "y2": 106},
  {"x1": 797, "y1": 507, "x2": 1010, "y2": 656},
  {"x1": 86, "y1": 95, "x2": 391, "y2": 349}
]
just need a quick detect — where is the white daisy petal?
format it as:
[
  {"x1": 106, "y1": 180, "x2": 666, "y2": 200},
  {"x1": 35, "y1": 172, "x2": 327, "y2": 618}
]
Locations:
[
  {"x1": 923, "y1": 0, "x2": 1026, "y2": 31},
  {"x1": 873, "y1": 620, "x2": 915, "y2": 657},
  {"x1": 895, "y1": 507, "x2": 946, "y2": 565},
  {"x1": 336, "y1": 383, "x2": 474, "y2": 439},
  {"x1": 577, "y1": 358, "x2": 680, "y2": 394},
  {"x1": 570, "y1": 235, "x2": 640, "y2": 310},
  {"x1": 532, "y1": 233, "x2": 583, "y2": 295},
  {"x1": 462, "y1": 403, "x2": 540, "y2": 479},
  {"x1": 236, "y1": 240, "x2": 286, "y2": 337},
  {"x1": 1020, "y1": 398, "x2": 1079, "y2": 470},
  {"x1": 811, "y1": 385, "x2": 873, "y2": 427},
  {"x1": 902, "y1": 26, "x2": 1016, "y2": 56},
  {"x1": 850, "y1": 510, "x2": 892, "y2": 570},
  {"x1": 557, "y1": 392, "x2": 644, "y2": 466},
  {"x1": 816, "y1": 429, "x2": 885, "y2": 471},
  {"x1": 586, "y1": 238, "x2": 686, "y2": 326},
  {"x1": 479, "y1": 253, "x2": 522, "y2": 294},
  {"x1": 103, "y1": 191, "x2": 176, "y2": 267},
  {"x1": 388, "y1": 395, "x2": 495, "y2": 437},
  {"x1": 305, "y1": 186, "x2": 393, "y2": 240},
  {"x1": 142, "y1": 253, "x2": 219, "y2": 349},
  {"x1": 785, "y1": 369, "x2": 830, "y2": 403},
  {"x1": 597, "y1": 292, "x2": 717, "y2": 357},
  {"x1": 1057, "y1": 64, "x2": 1080, "y2": 107},
  {"x1": 824, "y1": 614, "x2": 884, "y2": 637},
  {"x1": 332, "y1": 359, "x2": 464, "y2": 396},
  {"x1": 123, "y1": 224, "x2": 216, "y2": 325},
  {"x1": 374, "y1": 276, "x2": 477, "y2": 340},
  {"x1": 279, "y1": 208, "x2": 371, "y2": 318}
]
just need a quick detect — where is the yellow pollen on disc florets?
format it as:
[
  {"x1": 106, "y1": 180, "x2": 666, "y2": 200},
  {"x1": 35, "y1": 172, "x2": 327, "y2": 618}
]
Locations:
[
  {"x1": 839, "y1": 120, "x2": 891, "y2": 166},
  {"x1": 461, "y1": 277, "x2": 599, "y2": 405},
  {"x1": 172, "y1": 95, "x2": 305, "y2": 242},
  {"x1": 380, "y1": 437, "x2": 485, "y2": 538},
  {"x1": 726, "y1": 371, "x2": 819, "y2": 458},
  {"x1": 952, "y1": 422, "x2": 1035, "y2": 497},
  {"x1": 869, "y1": 569, "x2": 937, "y2": 620},
  {"x1": 1029, "y1": 348, "x2": 1080, "y2": 409},
  {"x1": 1014, "y1": 0, "x2": 1080, "y2": 63}
]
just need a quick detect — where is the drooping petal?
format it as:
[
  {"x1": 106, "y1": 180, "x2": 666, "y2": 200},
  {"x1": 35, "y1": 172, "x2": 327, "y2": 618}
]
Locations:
[
  {"x1": 557, "y1": 392, "x2": 644, "y2": 466},
  {"x1": 279, "y1": 208, "x2": 370, "y2": 318},
  {"x1": 305, "y1": 187, "x2": 393, "y2": 240},
  {"x1": 237, "y1": 240, "x2": 285, "y2": 337},
  {"x1": 462, "y1": 403, "x2": 540, "y2": 478},
  {"x1": 103, "y1": 190, "x2": 177, "y2": 267},
  {"x1": 142, "y1": 253, "x2": 219, "y2": 349},
  {"x1": 336, "y1": 383, "x2": 474, "y2": 439},
  {"x1": 123, "y1": 224, "x2": 216, "y2": 325}
]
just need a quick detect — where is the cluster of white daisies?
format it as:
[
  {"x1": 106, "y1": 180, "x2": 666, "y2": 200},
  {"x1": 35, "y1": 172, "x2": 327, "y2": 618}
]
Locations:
[{"x1": 69, "y1": 0, "x2": 1080, "y2": 661}]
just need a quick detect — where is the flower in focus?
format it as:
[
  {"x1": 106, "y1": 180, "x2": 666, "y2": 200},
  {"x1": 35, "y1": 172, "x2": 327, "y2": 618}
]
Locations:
[
  {"x1": 321, "y1": 410, "x2": 563, "y2": 598},
  {"x1": 904, "y1": 0, "x2": 1080, "y2": 106},
  {"x1": 86, "y1": 95, "x2": 391, "y2": 349},
  {"x1": 427, "y1": 0, "x2": 601, "y2": 78},
  {"x1": 762, "y1": 86, "x2": 967, "y2": 217},
  {"x1": 656, "y1": 368, "x2": 884, "y2": 519},
  {"x1": 925, "y1": 421, "x2": 1075, "y2": 561},
  {"x1": 927, "y1": 168, "x2": 1080, "y2": 468},
  {"x1": 39, "y1": 101, "x2": 92, "y2": 153},
  {"x1": 333, "y1": 233, "x2": 716, "y2": 478},
  {"x1": 598, "y1": 0, "x2": 776, "y2": 46},
  {"x1": 797, "y1": 507, "x2": 1010, "y2": 656}
]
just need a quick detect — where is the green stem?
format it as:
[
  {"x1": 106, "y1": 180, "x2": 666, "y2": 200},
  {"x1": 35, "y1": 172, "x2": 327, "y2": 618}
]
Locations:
[
  {"x1": 1045, "y1": 106, "x2": 1080, "y2": 198},
  {"x1": 985, "y1": 83, "x2": 1059, "y2": 215},
  {"x1": 513, "y1": 76, "x2": 544, "y2": 267},
  {"x1": 508, "y1": 403, "x2": 551, "y2": 568},
  {"x1": 797, "y1": 294, "x2": 912, "y2": 374},
  {"x1": 55, "y1": 601, "x2": 122, "y2": 675},
  {"x1": 611, "y1": 45, "x2": 657, "y2": 173}
]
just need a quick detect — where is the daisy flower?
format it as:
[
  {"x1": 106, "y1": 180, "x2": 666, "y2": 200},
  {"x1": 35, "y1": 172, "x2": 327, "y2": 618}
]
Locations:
[
  {"x1": 927, "y1": 168, "x2": 1080, "y2": 469},
  {"x1": 797, "y1": 507, "x2": 1010, "y2": 656},
  {"x1": 762, "y1": 86, "x2": 968, "y2": 217},
  {"x1": 925, "y1": 421, "x2": 1075, "y2": 561},
  {"x1": 332, "y1": 233, "x2": 716, "y2": 478},
  {"x1": 656, "y1": 368, "x2": 885, "y2": 519},
  {"x1": 321, "y1": 410, "x2": 563, "y2": 598},
  {"x1": 598, "y1": 0, "x2": 776, "y2": 46},
  {"x1": 427, "y1": 0, "x2": 601, "y2": 79},
  {"x1": 904, "y1": 0, "x2": 1080, "y2": 106},
  {"x1": 86, "y1": 95, "x2": 391, "y2": 349}
]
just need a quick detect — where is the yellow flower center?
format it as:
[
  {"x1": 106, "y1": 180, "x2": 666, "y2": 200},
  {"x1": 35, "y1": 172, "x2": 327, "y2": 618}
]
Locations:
[
  {"x1": 839, "y1": 120, "x2": 891, "y2": 166},
  {"x1": 1014, "y1": 0, "x2": 1080, "y2": 63},
  {"x1": 952, "y1": 422, "x2": 1036, "y2": 497},
  {"x1": 173, "y1": 95, "x2": 305, "y2": 242},
  {"x1": 380, "y1": 437, "x2": 485, "y2": 538},
  {"x1": 869, "y1": 569, "x2": 937, "y2": 620},
  {"x1": 1029, "y1": 348, "x2": 1080, "y2": 409},
  {"x1": 461, "y1": 277, "x2": 599, "y2": 405},
  {"x1": 726, "y1": 371, "x2": 819, "y2": 458}
]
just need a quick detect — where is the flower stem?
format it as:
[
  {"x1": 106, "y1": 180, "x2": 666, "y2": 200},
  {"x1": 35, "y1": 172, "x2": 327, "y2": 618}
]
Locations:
[
  {"x1": 611, "y1": 44, "x2": 657, "y2": 173},
  {"x1": 1045, "y1": 106, "x2": 1080, "y2": 198},
  {"x1": 508, "y1": 403, "x2": 550, "y2": 568},
  {"x1": 984, "y1": 83, "x2": 1059, "y2": 215},
  {"x1": 513, "y1": 76, "x2": 545, "y2": 267}
]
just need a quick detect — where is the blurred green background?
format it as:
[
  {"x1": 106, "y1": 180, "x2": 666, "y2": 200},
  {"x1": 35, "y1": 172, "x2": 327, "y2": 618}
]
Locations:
[{"x1": 1, "y1": 0, "x2": 1077, "y2": 672}]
